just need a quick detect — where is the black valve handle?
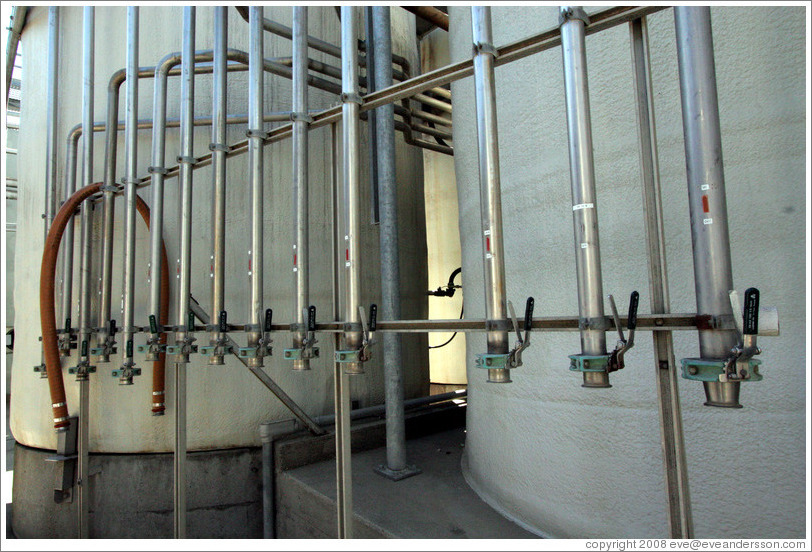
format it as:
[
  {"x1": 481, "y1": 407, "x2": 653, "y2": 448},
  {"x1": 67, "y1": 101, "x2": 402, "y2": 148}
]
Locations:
[
  {"x1": 264, "y1": 308, "x2": 273, "y2": 332},
  {"x1": 524, "y1": 297, "x2": 535, "y2": 332},
  {"x1": 81, "y1": 340, "x2": 88, "y2": 358},
  {"x1": 109, "y1": 319, "x2": 117, "y2": 336},
  {"x1": 64, "y1": 317, "x2": 71, "y2": 334},
  {"x1": 627, "y1": 291, "x2": 639, "y2": 331},
  {"x1": 219, "y1": 311, "x2": 228, "y2": 333},
  {"x1": 126, "y1": 339, "x2": 134, "y2": 358},
  {"x1": 368, "y1": 304, "x2": 378, "y2": 332},
  {"x1": 188, "y1": 312, "x2": 196, "y2": 333},
  {"x1": 308, "y1": 305, "x2": 317, "y2": 333},
  {"x1": 149, "y1": 314, "x2": 158, "y2": 335},
  {"x1": 742, "y1": 287, "x2": 759, "y2": 335}
]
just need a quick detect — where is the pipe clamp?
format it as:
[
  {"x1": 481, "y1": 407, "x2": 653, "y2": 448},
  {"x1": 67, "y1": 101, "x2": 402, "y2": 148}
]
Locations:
[
  {"x1": 208, "y1": 142, "x2": 232, "y2": 153},
  {"x1": 147, "y1": 165, "x2": 169, "y2": 175},
  {"x1": 472, "y1": 41, "x2": 498, "y2": 58},
  {"x1": 579, "y1": 316, "x2": 610, "y2": 331},
  {"x1": 246, "y1": 128, "x2": 269, "y2": 139},
  {"x1": 341, "y1": 92, "x2": 364, "y2": 105},
  {"x1": 568, "y1": 353, "x2": 612, "y2": 373},
  {"x1": 559, "y1": 6, "x2": 590, "y2": 26},
  {"x1": 176, "y1": 155, "x2": 197, "y2": 165},
  {"x1": 290, "y1": 112, "x2": 314, "y2": 123}
]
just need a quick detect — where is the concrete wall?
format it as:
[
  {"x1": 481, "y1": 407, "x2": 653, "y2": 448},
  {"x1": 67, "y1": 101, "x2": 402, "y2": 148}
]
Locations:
[
  {"x1": 448, "y1": 6, "x2": 806, "y2": 538},
  {"x1": 11, "y1": 6, "x2": 428, "y2": 453}
]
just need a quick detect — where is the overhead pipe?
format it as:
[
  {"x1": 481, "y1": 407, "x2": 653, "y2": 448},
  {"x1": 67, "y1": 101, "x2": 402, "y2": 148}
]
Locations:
[
  {"x1": 674, "y1": 7, "x2": 741, "y2": 408},
  {"x1": 76, "y1": 7, "x2": 94, "y2": 538},
  {"x1": 44, "y1": 7, "x2": 59, "y2": 231},
  {"x1": 119, "y1": 7, "x2": 140, "y2": 385},
  {"x1": 206, "y1": 7, "x2": 229, "y2": 365},
  {"x1": 559, "y1": 6, "x2": 611, "y2": 388},
  {"x1": 287, "y1": 7, "x2": 317, "y2": 370},
  {"x1": 370, "y1": 6, "x2": 417, "y2": 481},
  {"x1": 401, "y1": 6, "x2": 449, "y2": 32},
  {"x1": 471, "y1": 6, "x2": 511, "y2": 383},
  {"x1": 4, "y1": 6, "x2": 27, "y2": 105}
]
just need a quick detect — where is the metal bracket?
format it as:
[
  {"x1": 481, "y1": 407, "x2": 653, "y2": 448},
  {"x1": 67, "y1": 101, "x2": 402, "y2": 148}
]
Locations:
[
  {"x1": 112, "y1": 360, "x2": 142, "y2": 384},
  {"x1": 681, "y1": 357, "x2": 763, "y2": 383},
  {"x1": 176, "y1": 155, "x2": 198, "y2": 165},
  {"x1": 474, "y1": 352, "x2": 511, "y2": 370},
  {"x1": 208, "y1": 142, "x2": 232, "y2": 153},
  {"x1": 246, "y1": 128, "x2": 269, "y2": 139},
  {"x1": 100, "y1": 183, "x2": 120, "y2": 192},
  {"x1": 200, "y1": 342, "x2": 234, "y2": 357},
  {"x1": 147, "y1": 166, "x2": 169, "y2": 175},
  {"x1": 579, "y1": 316, "x2": 610, "y2": 331},
  {"x1": 46, "y1": 416, "x2": 78, "y2": 504},
  {"x1": 473, "y1": 41, "x2": 498, "y2": 58},
  {"x1": 290, "y1": 111, "x2": 314, "y2": 124},
  {"x1": 341, "y1": 92, "x2": 364, "y2": 105},
  {"x1": 559, "y1": 6, "x2": 590, "y2": 26}
]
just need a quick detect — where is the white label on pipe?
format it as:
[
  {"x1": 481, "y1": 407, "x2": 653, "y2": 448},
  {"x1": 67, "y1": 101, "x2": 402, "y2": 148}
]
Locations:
[
  {"x1": 573, "y1": 203, "x2": 594, "y2": 211},
  {"x1": 581, "y1": 243, "x2": 588, "y2": 249},
  {"x1": 483, "y1": 229, "x2": 491, "y2": 236},
  {"x1": 701, "y1": 184, "x2": 710, "y2": 191},
  {"x1": 345, "y1": 261, "x2": 351, "y2": 267},
  {"x1": 703, "y1": 218, "x2": 713, "y2": 225},
  {"x1": 293, "y1": 268, "x2": 298, "y2": 273},
  {"x1": 485, "y1": 253, "x2": 493, "y2": 259}
]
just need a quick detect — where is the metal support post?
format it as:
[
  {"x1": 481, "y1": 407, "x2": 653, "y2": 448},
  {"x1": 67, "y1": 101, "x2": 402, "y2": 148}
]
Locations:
[
  {"x1": 339, "y1": 6, "x2": 364, "y2": 376},
  {"x1": 119, "y1": 7, "x2": 140, "y2": 384},
  {"x1": 76, "y1": 7, "x2": 94, "y2": 538},
  {"x1": 471, "y1": 7, "x2": 511, "y2": 383},
  {"x1": 630, "y1": 16, "x2": 694, "y2": 538},
  {"x1": 245, "y1": 7, "x2": 268, "y2": 367},
  {"x1": 208, "y1": 7, "x2": 229, "y2": 365},
  {"x1": 674, "y1": 7, "x2": 740, "y2": 408},
  {"x1": 330, "y1": 119, "x2": 353, "y2": 538},
  {"x1": 44, "y1": 7, "x2": 59, "y2": 231},
  {"x1": 370, "y1": 6, "x2": 419, "y2": 481},
  {"x1": 560, "y1": 6, "x2": 610, "y2": 388}
]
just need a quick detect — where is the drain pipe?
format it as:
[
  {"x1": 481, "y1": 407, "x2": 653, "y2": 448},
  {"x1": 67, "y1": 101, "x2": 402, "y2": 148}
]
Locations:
[
  {"x1": 206, "y1": 7, "x2": 229, "y2": 366},
  {"x1": 119, "y1": 7, "x2": 140, "y2": 385},
  {"x1": 174, "y1": 7, "x2": 195, "y2": 539},
  {"x1": 674, "y1": 7, "x2": 740, "y2": 408},
  {"x1": 370, "y1": 6, "x2": 418, "y2": 481},
  {"x1": 75, "y1": 7, "x2": 95, "y2": 538},
  {"x1": 471, "y1": 7, "x2": 510, "y2": 384},
  {"x1": 285, "y1": 7, "x2": 317, "y2": 370},
  {"x1": 560, "y1": 7, "x2": 610, "y2": 388},
  {"x1": 244, "y1": 7, "x2": 269, "y2": 367}
]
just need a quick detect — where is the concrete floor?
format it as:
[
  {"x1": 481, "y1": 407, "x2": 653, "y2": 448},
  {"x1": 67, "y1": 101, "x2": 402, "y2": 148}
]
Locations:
[{"x1": 278, "y1": 426, "x2": 536, "y2": 539}]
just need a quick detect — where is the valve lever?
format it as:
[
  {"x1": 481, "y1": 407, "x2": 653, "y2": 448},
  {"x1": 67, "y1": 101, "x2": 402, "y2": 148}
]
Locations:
[
  {"x1": 218, "y1": 311, "x2": 228, "y2": 334},
  {"x1": 607, "y1": 291, "x2": 639, "y2": 372}
]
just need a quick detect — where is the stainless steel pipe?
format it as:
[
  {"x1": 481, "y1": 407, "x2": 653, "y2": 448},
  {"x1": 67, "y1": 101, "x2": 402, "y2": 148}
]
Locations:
[
  {"x1": 674, "y1": 7, "x2": 739, "y2": 408},
  {"x1": 560, "y1": 6, "x2": 609, "y2": 388},
  {"x1": 471, "y1": 6, "x2": 510, "y2": 383},
  {"x1": 246, "y1": 7, "x2": 265, "y2": 367},
  {"x1": 370, "y1": 6, "x2": 414, "y2": 479},
  {"x1": 208, "y1": 7, "x2": 229, "y2": 365},
  {"x1": 290, "y1": 6, "x2": 311, "y2": 370},
  {"x1": 340, "y1": 6, "x2": 363, "y2": 376},
  {"x1": 174, "y1": 7, "x2": 195, "y2": 540},
  {"x1": 630, "y1": 16, "x2": 693, "y2": 537},
  {"x1": 120, "y1": 7, "x2": 139, "y2": 383},
  {"x1": 44, "y1": 7, "x2": 59, "y2": 231}
]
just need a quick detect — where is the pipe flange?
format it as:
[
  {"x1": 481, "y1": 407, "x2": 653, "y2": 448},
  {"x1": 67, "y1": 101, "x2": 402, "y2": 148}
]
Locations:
[
  {"x1": 472, "y1": 41, "x2": 498, "y2": 58},
  {"x1": 341, "y1": 92, "x2": 364, "y2": 105},
  {"x1": 559, "y1": 6, "x2": 590, "y2": 26},
  {"x1": 147, "y1": 165, "x2": 169, "y2": 175},
  {"x1": 579, "y1": 316, "x2": 610, "y2": 331},
  {"x1": 246, "y1": 128, "x2": 269, "y2": 140},
  {"x1": 208, "y1": 142, "x2": 232, "y2": 153},
  {"x1": 176, "y1": 155, "x2": 198, "y2": 165},
  {"x1": 290, "y1": 112, "x2": 314, "y2": 124}
]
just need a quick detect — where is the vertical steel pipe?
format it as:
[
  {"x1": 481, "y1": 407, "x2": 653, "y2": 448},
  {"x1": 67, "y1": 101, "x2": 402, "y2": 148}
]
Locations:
[
  {"x1": 208, "y1": 7, "x2": 228, "y2": 365},
  {"x1": 174, "y1": 7, "x2": 195, "y2": 539},
  {"x1": 44, "y1": 7, "x2": 59, "y2": 231},
  {"x1": 290, "y1": 6, "x2": 311, "y2": 370},
  {"x1": 246, "y1": 7, "x2": 265, "y2": 367},
  {"x1": 471, "y1": 6, "x2": 510, "y2": 383},
  {"x1": 341, "y1": 6, "x2": 363, "y2": 376},
  {"x1": 60, "y1": 132, "x2": 78, "y2": 332},
  {"x1": 370, "y1": 6, "x2": 413, "y2": 478},
  {"x1": 560, "y1": 6, "x2": 609, "y2": 387},
  {"x1": 674, "y1": 7, "x2": 739, "y2": 408},
  {"x1": 120, "y1": 7, "x2": 139, "y2": 383},
  {"x1": 76, "y1": 6, "x2": 94, "y2": 539},
  {"x1": 630, "y1": 17, "x2": 693, "y2": 538}
]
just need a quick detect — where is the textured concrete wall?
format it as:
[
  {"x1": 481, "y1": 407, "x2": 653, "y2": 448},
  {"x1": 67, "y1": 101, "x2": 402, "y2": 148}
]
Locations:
[
  {"x1": 448, "y1": 6, "x2": 806, "y2": 539},
  {"x1": 11, "y1": 6, "x2": 428, "y2": 453}
]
